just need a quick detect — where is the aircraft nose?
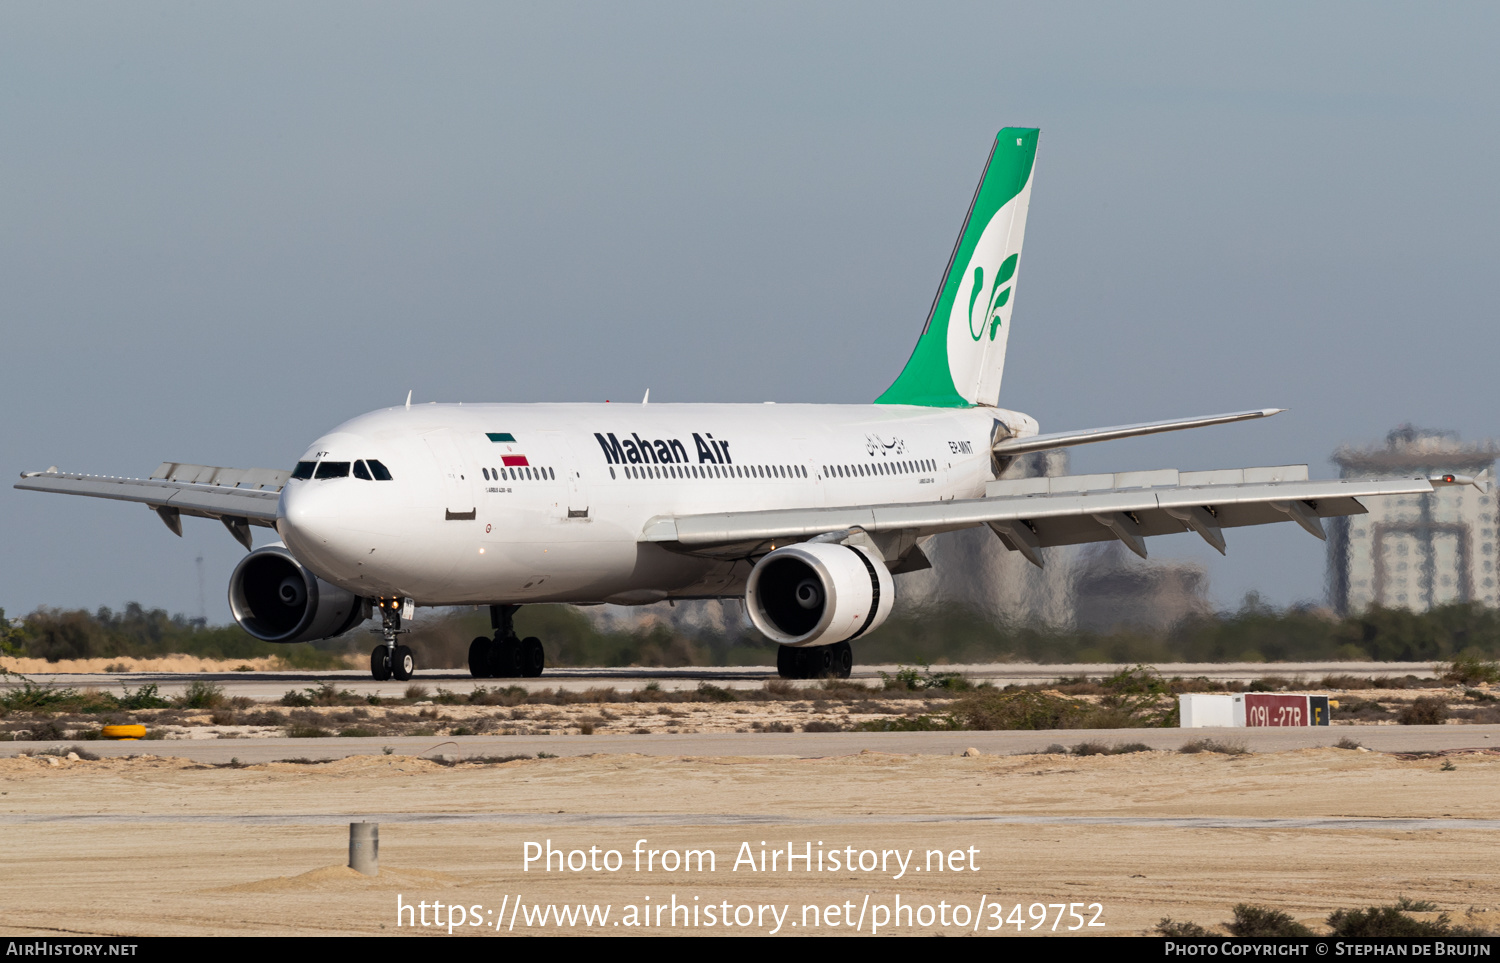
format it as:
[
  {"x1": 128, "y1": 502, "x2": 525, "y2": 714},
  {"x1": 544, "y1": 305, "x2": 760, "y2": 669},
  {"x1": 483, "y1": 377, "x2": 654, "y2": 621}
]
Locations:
[
  {"x1": 278, "y1": 479, "x2": 351, "y2": 554},
  {"x1": 277, "y1": 471, "x2": 409, "y2": 585},
  {"x1": 280, "y1": 478, "x2": 335, "y2": 539}
]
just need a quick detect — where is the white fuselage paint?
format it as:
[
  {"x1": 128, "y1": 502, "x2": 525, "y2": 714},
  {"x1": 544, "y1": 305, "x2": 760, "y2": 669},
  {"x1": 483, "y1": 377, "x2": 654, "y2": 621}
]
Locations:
[{"x1": 277, "y1": 403, "x2": 1037, "y2": 606}]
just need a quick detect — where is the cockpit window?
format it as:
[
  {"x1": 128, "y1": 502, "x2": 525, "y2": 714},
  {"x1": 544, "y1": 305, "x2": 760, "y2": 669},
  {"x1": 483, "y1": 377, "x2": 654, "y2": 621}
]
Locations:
[
  {"x1": 367, "y1": 459, "x2": 393, "y2": 481},
  {"x1": 291, "y1": 461, "x2": 316, "y2": 480},
  {"x1": 314, "y1": 461, "x2": 351, "y2": 479},
  {"x1": 353, "y1": 460, "x2": 372, "y2": 480}
]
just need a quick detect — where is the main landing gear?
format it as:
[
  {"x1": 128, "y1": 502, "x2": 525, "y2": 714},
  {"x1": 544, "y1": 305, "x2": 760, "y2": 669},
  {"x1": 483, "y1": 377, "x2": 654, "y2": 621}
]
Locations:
[
  {"x1": 370, "y1": 599, "x2": 416, "y2": 682},
  {"x1": 776, "y1": 641, "x2": 853, "y2": 680},
  {"x1": 468, "y1": 604, "x2": 546, "y2": 679}
]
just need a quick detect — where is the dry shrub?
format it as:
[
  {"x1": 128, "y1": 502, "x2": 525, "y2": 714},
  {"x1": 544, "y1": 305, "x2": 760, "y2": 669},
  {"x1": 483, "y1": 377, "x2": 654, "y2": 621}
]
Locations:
[
  {"x1": 1070, "y1": 741, "x2": 1152, "y2": 756},
  {"x1": 1397, "y1": 696, "x2": 1449, "y2": 726},
  {"x1": 950, "y1": 691, "x2": 1089, "y2": 730},
  {"x1": 1451, "y1": 704, "x2": 1500, "y2": 724},
  {"x1": 1336, "y1": 698, "x2": 1391, "y2": 721},
  {"x1": 1179, "y1": 738, "x2": 1249, "y2": 755}
]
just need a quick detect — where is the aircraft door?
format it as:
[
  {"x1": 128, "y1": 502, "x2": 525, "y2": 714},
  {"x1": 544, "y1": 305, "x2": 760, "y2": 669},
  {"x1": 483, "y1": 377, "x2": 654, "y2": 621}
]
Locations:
[
  {"x1": 561, "y1": 434, "x2": 591, "y2": 519},
  {"x1": 422, "y1": 428, "x2": 476, "y2": 520}
]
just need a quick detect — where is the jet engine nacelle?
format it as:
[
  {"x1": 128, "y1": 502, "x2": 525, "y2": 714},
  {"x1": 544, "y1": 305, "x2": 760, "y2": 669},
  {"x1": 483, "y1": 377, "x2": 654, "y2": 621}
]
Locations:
[
  {"x1": 228, "y1": 544, "x2": 368, "y2": 644},
  {"x1": 745, "y1": 542, "x2": 894, "y2": 647}
]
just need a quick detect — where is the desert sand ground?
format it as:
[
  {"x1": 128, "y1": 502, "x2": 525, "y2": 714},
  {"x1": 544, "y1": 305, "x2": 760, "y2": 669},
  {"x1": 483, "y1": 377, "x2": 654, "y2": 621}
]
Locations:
[{"x1": 3, "y1": 745, "x2": 1498, "y2": 937}]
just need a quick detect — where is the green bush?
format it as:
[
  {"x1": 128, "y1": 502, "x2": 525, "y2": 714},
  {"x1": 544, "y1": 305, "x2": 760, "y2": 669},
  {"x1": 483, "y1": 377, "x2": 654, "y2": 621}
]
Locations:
[
  {"x1": 1440, "y1": 655, "x2": 1500, "y2": 685},
  {"x1": 1156, "y1": 917, "x2": 1210, "y2": 937},
  {"x1": 1327, "y1": 906, "x2": 1457, "y2": 937},
  {"x1": 13, "y1": 603, "x2": 348, "y2": 666},
  {"x1": 118, "y1": 684, "x2": 170, "y2": 710},
  {"x1": 879, "y1": 664, "x2": 974, "y2": 692},
  {"x1": 175, "y1": 681, "x2": 226, "y2": 709},
  {"x1": 0, "y1": 682, "x2": 82, "y2": 712},
  {"x1": 1226, "y1": 904, "x2": 1313, "y2": 937}
]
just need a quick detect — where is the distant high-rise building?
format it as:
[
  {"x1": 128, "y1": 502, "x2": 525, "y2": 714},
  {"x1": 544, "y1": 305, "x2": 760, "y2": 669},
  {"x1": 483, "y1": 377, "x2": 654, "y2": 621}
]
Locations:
[{"x1": 1328, "y1": 426, "x2": 1499, "y2": 614}]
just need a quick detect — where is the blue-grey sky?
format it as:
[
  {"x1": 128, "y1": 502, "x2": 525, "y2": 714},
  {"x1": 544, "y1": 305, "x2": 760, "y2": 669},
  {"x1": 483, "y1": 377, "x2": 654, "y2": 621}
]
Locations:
[{"x1": 4, "y1": 2, "x2": 1497, "y2": 623}]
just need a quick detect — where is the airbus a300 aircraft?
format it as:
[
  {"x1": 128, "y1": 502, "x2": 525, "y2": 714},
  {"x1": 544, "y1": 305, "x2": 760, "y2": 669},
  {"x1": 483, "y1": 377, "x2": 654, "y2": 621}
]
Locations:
[{"x1": 18, "y1": 128, "x2": 1462, "y2": 681}]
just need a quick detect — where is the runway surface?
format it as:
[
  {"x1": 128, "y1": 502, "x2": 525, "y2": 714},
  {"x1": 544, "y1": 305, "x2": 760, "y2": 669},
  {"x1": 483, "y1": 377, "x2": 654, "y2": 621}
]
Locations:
[{"x1": 13, "y1": 660, "x2": 1444, "y2": 701}]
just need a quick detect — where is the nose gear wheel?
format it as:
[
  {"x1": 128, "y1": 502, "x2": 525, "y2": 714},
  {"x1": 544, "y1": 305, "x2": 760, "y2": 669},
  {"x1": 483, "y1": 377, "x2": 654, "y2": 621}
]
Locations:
[{"x1": 370, "y1": 599, "x2": 416, "y2": 681}]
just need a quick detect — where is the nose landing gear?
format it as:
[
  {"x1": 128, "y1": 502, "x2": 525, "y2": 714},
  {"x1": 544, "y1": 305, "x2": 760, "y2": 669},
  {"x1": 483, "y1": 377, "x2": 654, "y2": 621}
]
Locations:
[
  {"x1": 370, "y1": 598, "x2": 417, "y2": 681},
  {"x1": 776, "y1": 640, "x2": 853, "y2": 680},
  {"x1": 469, "y1": 605, "x2": 546, "y2": 679}
]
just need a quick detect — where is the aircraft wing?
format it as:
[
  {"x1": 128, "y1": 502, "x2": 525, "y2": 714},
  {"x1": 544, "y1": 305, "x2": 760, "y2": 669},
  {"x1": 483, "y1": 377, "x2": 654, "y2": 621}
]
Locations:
[
  {"x1": 15, "y1": 462, "x2": 286, "y2": 549},
  {"x1": 641, "y1": 463, "x2": 1445, "y2": 566}
]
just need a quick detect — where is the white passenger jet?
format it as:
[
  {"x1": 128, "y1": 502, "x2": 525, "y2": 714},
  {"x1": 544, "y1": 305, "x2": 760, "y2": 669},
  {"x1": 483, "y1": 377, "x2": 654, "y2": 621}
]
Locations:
[{"x1": 18, "y1": 128, "x2": 1462, "y2": 681}]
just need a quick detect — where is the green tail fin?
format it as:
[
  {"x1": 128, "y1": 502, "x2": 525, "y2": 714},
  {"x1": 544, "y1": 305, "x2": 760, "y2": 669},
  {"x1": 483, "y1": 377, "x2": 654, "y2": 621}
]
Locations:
[{"x1": 877, "y1": 128, "x2": 1039, "y2": 407}]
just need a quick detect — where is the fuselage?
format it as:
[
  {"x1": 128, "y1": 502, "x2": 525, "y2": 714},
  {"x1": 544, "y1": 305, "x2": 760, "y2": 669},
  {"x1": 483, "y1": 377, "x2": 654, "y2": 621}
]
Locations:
[{"x1": 277, "y1": 402, "x2": 1037, "y2": 605}]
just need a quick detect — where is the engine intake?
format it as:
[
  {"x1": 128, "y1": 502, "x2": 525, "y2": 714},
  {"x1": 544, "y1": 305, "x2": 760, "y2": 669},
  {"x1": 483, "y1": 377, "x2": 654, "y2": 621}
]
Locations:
[
  {"x1": 228, "y1": 544, "x2": 367, "y2": 643},
  {"x1": 745, "y1": 542, "x2": 894, "y2": 646}
]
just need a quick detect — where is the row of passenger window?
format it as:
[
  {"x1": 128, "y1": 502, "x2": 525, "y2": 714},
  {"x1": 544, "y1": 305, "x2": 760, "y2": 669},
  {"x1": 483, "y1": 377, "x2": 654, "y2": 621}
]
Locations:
[
  {"x1": 825, "y1": 459, "x2": 934, "y2": 479},
  {"x1": 485, "y1": 466, "x2": 555, "y2": 482},
  {"x1": 610, "y1": 463, "x2": 809, "y2": 481},
  {"x1": 291, "y1": 459, "x2": 394, "y2": 480},
  {"x1": 606, "y1": 460, "x2": 934, "y2": 482}
]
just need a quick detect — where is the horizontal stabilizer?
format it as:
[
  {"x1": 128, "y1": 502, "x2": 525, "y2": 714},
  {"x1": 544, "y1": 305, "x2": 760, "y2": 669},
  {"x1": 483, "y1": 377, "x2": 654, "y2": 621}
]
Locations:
[{"x1": 993, "y1": 408, "x2": 1283, "y2": 456}]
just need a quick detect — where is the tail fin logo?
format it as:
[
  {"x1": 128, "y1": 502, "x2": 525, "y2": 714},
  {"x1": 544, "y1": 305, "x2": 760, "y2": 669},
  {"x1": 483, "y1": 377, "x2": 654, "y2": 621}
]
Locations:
[
  {"x1": 945, "y1": 174, "x2": 1031, "y2": 404},
  {"x1": 966, "y1": 254, "x2": 1018, "y2": 341}
]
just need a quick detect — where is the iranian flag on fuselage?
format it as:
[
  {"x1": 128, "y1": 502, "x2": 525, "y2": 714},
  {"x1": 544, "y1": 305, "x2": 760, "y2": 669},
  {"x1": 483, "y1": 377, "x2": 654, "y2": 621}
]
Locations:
[{"x1": 486, "y1": 432, "x2": 530, "y2": 466}]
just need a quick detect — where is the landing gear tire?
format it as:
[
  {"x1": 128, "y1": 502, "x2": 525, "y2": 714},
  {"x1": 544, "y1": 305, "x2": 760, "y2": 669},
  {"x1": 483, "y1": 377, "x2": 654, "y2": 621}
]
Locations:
[
  {"x1": 392, "y1": 645, "x2": 416, "y2": 681},
  {"x1": 491, "y1": 637, "x2": 520, "y2": 678},
  {"x1": 830, "y1": 641, "x2": 852, "y2": 679},
  {"x1": 468, "y1": 637, "x2": 492, "y2": 678},
  {"x1": 776, "y1": 644, "x2": 797, "y2": 679},
  {"x1": 519, "y1": 636, "x2": 545, "y2": 678},
  {"x1": 776, "y1": 642, "x2": 854, "y2": 680},
  {"x1": 370, "y1": 645, "x2": 393, "y2": 681},
  {"x1": 777, "y1": 644, "x2": 821, "y2": 680}
]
